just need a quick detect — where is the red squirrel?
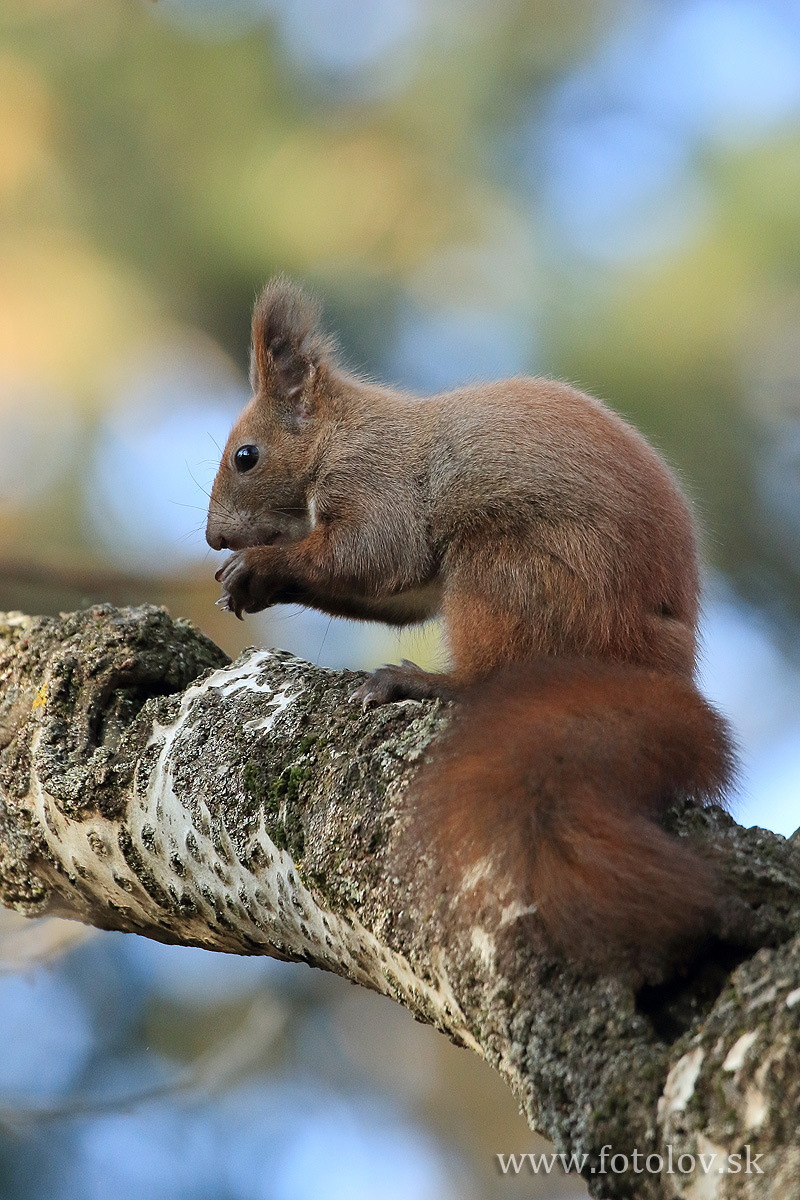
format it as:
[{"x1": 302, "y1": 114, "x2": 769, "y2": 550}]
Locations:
[{"x1": 206, "y1": 277, "x2": 735, "y2": 968}]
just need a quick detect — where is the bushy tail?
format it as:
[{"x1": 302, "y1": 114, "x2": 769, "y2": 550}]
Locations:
[{"x1": 404, "y1": 659, "x2": 736, "y2": 969}]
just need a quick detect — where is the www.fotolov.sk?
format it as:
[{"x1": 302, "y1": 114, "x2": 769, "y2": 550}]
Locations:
[{"x1": 496, "y1": 1144, "x2": 765, "y2": 1179}]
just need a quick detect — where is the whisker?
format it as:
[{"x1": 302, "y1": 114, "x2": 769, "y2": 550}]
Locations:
[
  {"x1": 316, "y1": 617, "x2": 333, "y2": 665},
  {"x1": 175, "y1": 526, "x2": 206, "y2": 546},
  {"x1": 168, "y1": 500, "x2": 209, "y2": 513},
  {"x1": 205, "y1": 485, "x2": 240, "y2": 525},
  {"x1": 186, "y1": 462, "x2": 212, "y2": 502}
]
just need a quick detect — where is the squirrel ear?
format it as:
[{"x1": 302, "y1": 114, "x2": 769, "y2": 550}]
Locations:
[{"x1": 250, "y1": 276, "x2": 333, "y2": 427}]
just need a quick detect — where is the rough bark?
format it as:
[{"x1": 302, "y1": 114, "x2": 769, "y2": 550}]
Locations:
[{"x1": 0, "y1": 604, "x2": 798, "y2": 1200}]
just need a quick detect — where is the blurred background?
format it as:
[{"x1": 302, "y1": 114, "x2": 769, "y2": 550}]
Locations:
[{"x1": 1, "y1": 0, "x2": 799, "y2": 1196}]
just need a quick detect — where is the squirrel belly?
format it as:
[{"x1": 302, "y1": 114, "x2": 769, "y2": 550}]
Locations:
[{"x1": 206, "y1": 276, "x2": 738, "y2": 970}]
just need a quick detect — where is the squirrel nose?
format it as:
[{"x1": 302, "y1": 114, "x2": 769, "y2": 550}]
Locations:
[{"x1": 205, "y1": 523, "x2": 229, "y2": 552}]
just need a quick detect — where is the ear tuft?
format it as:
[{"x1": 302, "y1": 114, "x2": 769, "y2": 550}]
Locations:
[{"x1": 250, "y1": 276, "x2": 335, "y2": 413}]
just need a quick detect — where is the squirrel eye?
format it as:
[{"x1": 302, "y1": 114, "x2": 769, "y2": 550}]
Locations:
[{"x1": 234, "y1": 444, "x2": 260, "y2": 473}]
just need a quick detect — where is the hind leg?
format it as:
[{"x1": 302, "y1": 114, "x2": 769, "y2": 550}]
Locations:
[
  {"x1": 443, "y1": 589, "x2": 540, "y2": 680},
  {"x1": 351, "y1": 660, "x2": 456, "y2": 706},
  {"x1": 351, "y1": 585, "x2": 536, "y2": 707},
  {"x1": 352, "y1": 568, "x2": 546, "y2": 706}
]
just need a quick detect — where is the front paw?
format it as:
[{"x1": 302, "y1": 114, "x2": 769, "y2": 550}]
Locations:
[{"x1": 215, "y1": 550, "x2": 277, "y2": 619}]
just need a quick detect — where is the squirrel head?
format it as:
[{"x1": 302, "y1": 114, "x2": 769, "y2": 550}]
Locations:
[{"x1": 206, "y1": 277, "x2": 335, "y2": 551}]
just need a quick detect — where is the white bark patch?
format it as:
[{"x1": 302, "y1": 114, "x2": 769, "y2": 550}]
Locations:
[
  {"x1": 658, "y1": 1046, "x2": 705, "y2": 1118},
  {"x1": 743, "y1": 1035, "x2": 791, "y2": 1134},
  {"x1": 245, "y1": 687, "x2": 301, "y2": 733},
  {"x1": 743, "y1": 1083, "x2": 768, "y2": 1131},
  {"x1": 684, "y1": 1134, "x2": 727, "y2": 1200},
  {"x1": 0, "y1": 612, "x2": 32, "y2": 629},
  {"x1": 470, "y1": 926, "x2": 496, "y2": 970},
  {"x1": 500, "y1": 900, "x2": 537, "y2": 926},
  {"x1": 459, "y1": 856, "x2": 496, "y2": 895},
  {"x1": 25, "y1": 649, "x2": 480, "y2": 1052},
  {"x1": 786, "y1": 986, "x2": 800, "y2": 1008},
  {"x1": 722, "y1": 1030, "x2": 759, "y2": 1073}
]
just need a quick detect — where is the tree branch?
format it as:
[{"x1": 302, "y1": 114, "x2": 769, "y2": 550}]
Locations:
[{"x1": 1, "y1": 605, "x2": 798, "y2": 1199}]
